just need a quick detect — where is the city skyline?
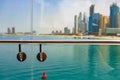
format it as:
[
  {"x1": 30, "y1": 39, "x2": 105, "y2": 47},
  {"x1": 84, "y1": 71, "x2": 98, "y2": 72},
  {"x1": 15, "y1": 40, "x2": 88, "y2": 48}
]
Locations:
[{"x1": 0, "y1": 0, "x2": 120, "y2": 34}]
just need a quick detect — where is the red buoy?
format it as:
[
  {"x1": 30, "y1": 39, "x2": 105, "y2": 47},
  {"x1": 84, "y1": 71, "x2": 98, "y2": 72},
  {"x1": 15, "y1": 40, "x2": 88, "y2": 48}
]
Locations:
[{"x1": 41, "y1": 72, "x2": 47, "y2": 79}]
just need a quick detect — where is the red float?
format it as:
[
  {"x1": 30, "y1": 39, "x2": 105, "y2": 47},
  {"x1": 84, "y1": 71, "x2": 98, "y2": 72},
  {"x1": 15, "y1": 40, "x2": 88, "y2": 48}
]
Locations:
[{"x1": 41, "y1": 72, "x2": 47, "y2": 79}]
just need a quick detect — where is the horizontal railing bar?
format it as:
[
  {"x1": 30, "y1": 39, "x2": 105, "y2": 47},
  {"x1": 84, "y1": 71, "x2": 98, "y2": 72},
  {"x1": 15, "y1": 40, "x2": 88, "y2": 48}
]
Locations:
[{"x1": 0, "y1": 40, "x2": 119, "y2": 44}]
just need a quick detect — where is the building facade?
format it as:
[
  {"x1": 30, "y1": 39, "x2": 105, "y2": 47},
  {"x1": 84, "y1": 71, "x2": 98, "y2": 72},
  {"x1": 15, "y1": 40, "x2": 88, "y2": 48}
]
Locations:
[
  {"x1": 83, "y1": 13, "x2": 88, "y2": 33},
  {"x1": 89, "y1": 4, "x2": 110, "y2": 35},
  {"x1": 78, "y1": 12, "x2": 82, "y2": 32},
  {"x1": 110, "y1": 3, "x2": 120, "y2": 28},
  {"x1": 77, "y1": 12, "x2": 88, "y2": 34},
  {"x1": 117, "y1": 12, "x2": 120, "y2": 28},
  {"x1": 7, "y1": 28, "x2": 11, "y2": 34},
  {"x1": 64, "y1": 27, "x2": 70, "y2": 34},
  {"x1": 92, "y1": 13, "x2": 100, "y2": 35},
  {"x1": 89, "y1": 13, "x2": 100, "y2": 35},
  {"x1": 99, "y1": 15, "x2": 110, "y2": 35},
  {"x1": 89, "y1": 16, "x2": 93, "y2": 34},
  {"x1": 12, "y1": 27, "x2": 15, "y2": 34},
  {"x1": 90, "y1": 4, "x2": 95, "y2": 16},
  {"x1": 74, "y1": 15, "x2": 78, "y2": 34},
  {"x1": 105, "y1": 28, "x2": 120, "y2": 35},
  {"x1": 89, "y1": 4, "x2": 95, "y2": 34}
]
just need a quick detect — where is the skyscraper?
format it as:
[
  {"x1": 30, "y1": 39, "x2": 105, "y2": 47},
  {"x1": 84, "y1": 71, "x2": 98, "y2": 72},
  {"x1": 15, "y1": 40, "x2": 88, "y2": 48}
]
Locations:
[
  {"x1": 78, "y1": 12, "x2": 82, "y2": 22},
  {"x1": 78, "y1": 12, "x2": 82, "y2": 32},
  {"x1": 89, "y1": 16, "x2": 93, "y2": 34},
  {"x1": 92, "y1": 13, "x2": 100, "y2": 34},
  {"x1": 89, "y1": 4, "x2": 95, "y2": 34},
  {"x1": 83, "y1": 13, "x2": 88, "y2": 32},
  {"x1": 99, "y1": 15, "x2": 109, "y2": 35},
  {"x1": 7, "y1": 28, "x2": 11, "y2": 34},
  {"x1": 117, "y1": 12, "x2": 120, "y2": 28},
  {"x1": 110, "y1": 3, "x2": 120, "y2": 28},
  {"x1": 89, "y1": 13, "x2": 109, "y2": 35},
  {"x1": 83, "y1": 13, "x2": 87, "y2": 23},
  {"x1": 12, "y1": 27, "x2": 15, "y2": 34},
  {"x1": 90, "y1": 4, "x2": 95, "y2": 16},
  {"x1": 74, "y1": 15, "x2": 78, "y2": 34}
]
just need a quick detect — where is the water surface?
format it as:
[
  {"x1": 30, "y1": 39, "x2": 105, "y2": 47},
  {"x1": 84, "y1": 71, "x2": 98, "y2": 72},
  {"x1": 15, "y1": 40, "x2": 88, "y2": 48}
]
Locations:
[{"x1": 0, "y1": 36, "x2": 120, "y2": 80}]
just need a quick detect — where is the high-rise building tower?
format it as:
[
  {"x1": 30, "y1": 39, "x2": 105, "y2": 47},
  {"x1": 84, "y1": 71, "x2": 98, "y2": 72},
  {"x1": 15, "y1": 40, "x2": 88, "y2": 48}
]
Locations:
[
  {"x1": 78, "y1": 12, "x2": 82, "y2": 21},
  {"x1": 89, "y1": 4, "x2": 95, "y2": 34},
  {"x1": 83, "y1": 13, "x2": 88, "y2": 32},
  {"x1": 99, "y1": 15, "x2": 109, "y2": 35},
  {"x1": 74, "y1": 15, "x2": 78, "y2": 34},
  {"x1": 12, "y1": 27, "x2": 15, "y2": 34},
  {"x1": 83, "y1": 13, "x2": 87, "y2": 23},
  {"x1": 88, "y1": 16, "x2": 93, "y2": 34},
  {"x1": 7, "y1": 28, "x2": 11, "y2": 34},
  {"x1": 110, "y1": 3, "x2": 120, "y2": 28},
  {"x1": 77, "y1": 12, "x2": 88, "y2": 34},
  {"x1": 90, "y1": 4, "x2": 95, "y2": 16},
  {"x1": 78, "y1": 12, "x2": 82, "y2": 32},
  {"x1": 92, "y1": 13, "x2": 100, "y2": 34},
  {"x1": 117, "y1": 12, "x2": 120, "y2": 28}
]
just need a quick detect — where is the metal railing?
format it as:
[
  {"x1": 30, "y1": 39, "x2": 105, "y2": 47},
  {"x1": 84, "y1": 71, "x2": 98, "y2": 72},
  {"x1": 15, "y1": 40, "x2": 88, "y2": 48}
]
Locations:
[{"x1": 0, "y1": 40, "x2": 120, "y2": 44}]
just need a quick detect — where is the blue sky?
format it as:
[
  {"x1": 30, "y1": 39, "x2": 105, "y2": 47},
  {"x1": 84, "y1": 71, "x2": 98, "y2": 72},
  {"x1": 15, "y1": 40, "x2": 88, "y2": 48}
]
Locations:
[{"x1": 0, "y1": 0, "x2": 119, "y2": 34}]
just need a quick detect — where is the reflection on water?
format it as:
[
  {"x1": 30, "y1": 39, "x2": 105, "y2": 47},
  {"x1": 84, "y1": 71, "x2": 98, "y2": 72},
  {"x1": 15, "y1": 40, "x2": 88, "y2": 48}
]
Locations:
[
  {"x1": 0, "y1": 41, "x2": 120, "y2": 80},
  {"x1": 73, "y1": 45, "x2": 89, "y2": 80},
  {"x1": 88, "y1": 45, "x2": 113, "y2": 80},
  {"x1": 109, "y1": 45, "x2": 120, "y2": 79}
]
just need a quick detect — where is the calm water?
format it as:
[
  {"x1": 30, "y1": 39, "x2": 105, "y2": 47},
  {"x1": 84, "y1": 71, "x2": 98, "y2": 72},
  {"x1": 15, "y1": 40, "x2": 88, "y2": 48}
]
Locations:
[{"x1": 0, "y1": 36, "x2": 120, "y2": 80}]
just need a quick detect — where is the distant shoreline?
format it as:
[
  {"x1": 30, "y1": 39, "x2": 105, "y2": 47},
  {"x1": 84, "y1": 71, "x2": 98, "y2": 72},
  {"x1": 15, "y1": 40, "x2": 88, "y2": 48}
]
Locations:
[{"x1": 0, "y1": 33, "x2": 120, "y2": 40}]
